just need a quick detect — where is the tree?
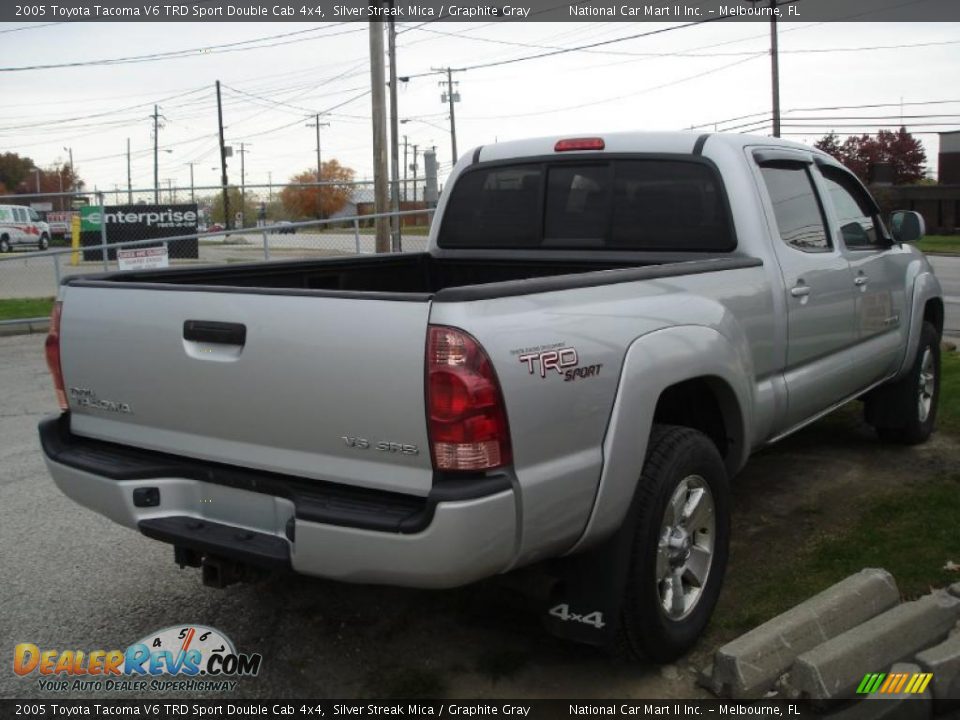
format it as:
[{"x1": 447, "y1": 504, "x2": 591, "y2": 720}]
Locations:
[
  {"x1": 201, "y1": 187, "x2": 259, "y2": 226},
  {"x1": 280, "y1": 160, "x2": 354, "y2": 220},
  {"x1": 814, "y1": 127, "x2": 926, "y2": 185},
  {"x1": 0, "y1": 152, "x2": 37, "y2": 194}
]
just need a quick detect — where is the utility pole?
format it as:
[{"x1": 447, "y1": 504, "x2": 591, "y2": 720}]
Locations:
[
  {"x1": 769, "y1": 0, "x2": 781, "y2": 137},
  {"x1": 238, "y1": 142, "x2": 250, "y2": 228},
  {"x1": 403, "y1": 135, "x2": 408, "y2": 203},
  {"x1": 152, "y1": 105, "x2": 162, "y2": 203},
  {"x1": 305, "y1": 114, "x2": 330, "y2": 218},
  {"x1": 268, "y1": 171, "x2": 273, "y2": 203},
  {"x1": 369, "y1": 18, "x2": 390, "y2": 253},
  {"x1": 388, "y1": 10, "x2": 401, "y2": 250},
  {"x1": 188, "y1": 162, "x2": 195, "y2": 203},
  {"x1": 433, "y1": 67, "x2": 460, "y2": 166},
  {"x1": 126, "y1": 139, "x2": 132, "y2": 204},
  {"x1": 215, "y1": 80, "x2": 230, "y2": 230},
  {"x1": 62, "y1": 146, "x2": 74, "y2": 209}
]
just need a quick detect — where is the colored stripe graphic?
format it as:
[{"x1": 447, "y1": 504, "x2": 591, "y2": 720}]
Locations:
[{"x1": 857, "y1": 672, "x2": 933, "y2": 694}]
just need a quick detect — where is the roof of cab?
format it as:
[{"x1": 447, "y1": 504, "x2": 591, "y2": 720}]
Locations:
[{"x1": 472, "y1": 130, "x2": 829, "y2": 165}]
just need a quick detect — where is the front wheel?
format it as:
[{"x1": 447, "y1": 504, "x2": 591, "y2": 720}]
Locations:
[
  {"x1": 866, "y1": 321, "x2": 940, "y2": 445},
  {"x1": 619, "y1": 425, "x2": 730, "y2": 662},
  {"x1": 38, "y1": 234, "x2": 49, "y2": 251}
]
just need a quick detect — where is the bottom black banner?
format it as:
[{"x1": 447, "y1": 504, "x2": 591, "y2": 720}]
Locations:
[{"x1": 0, "y1": 699, "x2": 950, "y2": 719}]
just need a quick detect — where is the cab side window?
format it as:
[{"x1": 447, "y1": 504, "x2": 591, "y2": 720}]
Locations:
[
  {"x1": 820, "y1": 167, "x2": 886, "y2": 250},
  {"x1": 760, "y1": 164, "x2": 831, "y2": 252},
  {"x1": 14, "y1": 208, "x2": 27, "y2": 222}
]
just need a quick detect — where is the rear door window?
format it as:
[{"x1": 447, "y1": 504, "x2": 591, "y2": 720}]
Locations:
[
  {"x1": 438, "y1": 159, "x2": 734, "y2": 252},
  {"x1": 759, "y1": 165, "x2": 831, "y2": 252}
]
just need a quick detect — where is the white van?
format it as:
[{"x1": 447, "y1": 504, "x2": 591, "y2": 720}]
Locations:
[{"x1": 0, "y1": 205, "x2": 51, "y2": 252}]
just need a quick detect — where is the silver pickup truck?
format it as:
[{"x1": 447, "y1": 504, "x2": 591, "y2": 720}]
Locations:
[{"x1": 39, "y1": 132, "x2": 941, "y2": 661}]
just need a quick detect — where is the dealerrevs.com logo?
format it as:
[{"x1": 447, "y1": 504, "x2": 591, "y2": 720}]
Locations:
[{"x1": 14, "y1": 625, "x2": 261, "y2": 693}]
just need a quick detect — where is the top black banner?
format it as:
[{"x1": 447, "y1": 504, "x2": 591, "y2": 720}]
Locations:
[{"x1": 5, "y1": 0, "x2": 960, "y2": 22}]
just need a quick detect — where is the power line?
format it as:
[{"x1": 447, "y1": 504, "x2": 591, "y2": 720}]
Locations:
[
  {"x1": 0, "y1": 24, "x2": 361, "y2": 72},
  {"x1": 0, "y1": 22, "x2": 65, "y2": 34},
  {"x1": 460, "y1": 54, "x2": 764, "y2": 121},
  {"x1": 404, "y1": 3, "x2": 801, "y2": 79}
]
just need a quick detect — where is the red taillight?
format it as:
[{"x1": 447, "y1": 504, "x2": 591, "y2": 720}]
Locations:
[
  {"x1": 45, "y1": 301, "x2": 67, "y2": 411},
  {"x1": 426, "y1": 325, "x2": 512, "y2": 471},
  {"x1": 555, "y1": 137, "x2": 605, "y2": 152}
]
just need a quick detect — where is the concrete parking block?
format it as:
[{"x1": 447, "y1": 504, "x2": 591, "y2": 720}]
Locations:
[
  {"x1": 787, "y1": 591, "x2": 960, "y2": 700},
  {"x1": 915, "y1": 633, "x2": 960, "y2": 700},
  {"x1": 705, "y1": 569, "x2": 900, "y2": 698},
  {"x1": 825, "y1": 664, "x2": 932, "y2": 720},
  {"x1": 0, "y1": 319, "x2": 49, "y2": 337}
]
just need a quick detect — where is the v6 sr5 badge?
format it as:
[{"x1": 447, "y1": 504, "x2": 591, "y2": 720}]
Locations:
[{"x1": 517, "y1": 345, "x2": 603, "y2": 382}]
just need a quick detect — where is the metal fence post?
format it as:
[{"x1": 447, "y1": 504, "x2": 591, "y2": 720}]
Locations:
[
  {"x1": 262, "y1": 229, "x2": 270, "y2": 261},
  {"x1": 353, "y1": 218, "x2": 361, "y2": 255},
  {"x1": 97, "y1": 191, "x2": 109, "y2": 271},
  {"x1": 52, "y1": 252, "x2": 61, "y2": 294}
]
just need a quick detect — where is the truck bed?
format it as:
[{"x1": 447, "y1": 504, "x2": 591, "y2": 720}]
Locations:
[{"x1": 64, "y1": 252, "x2": 757, "y2": 301}]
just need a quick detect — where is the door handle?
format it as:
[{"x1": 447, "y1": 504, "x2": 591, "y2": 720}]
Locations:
[
  {"x1": 854, "y1": 276, "x2": 868, "y2": 287},
  {"x1": 183, "y1": 320, "x2": 247, "y2": 346},
  {"x1": 790, "y1": 285, "x2": 811, "y2": 298}
]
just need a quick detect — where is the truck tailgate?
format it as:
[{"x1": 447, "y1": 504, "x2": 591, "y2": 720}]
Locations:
[{"x1": 58, "y1": 286, "x2": 434, "y2": 496}]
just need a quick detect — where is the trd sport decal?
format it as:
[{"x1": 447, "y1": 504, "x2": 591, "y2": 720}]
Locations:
[{"x1": 515, "y1": 345, "x2": 603, "y2": 382}]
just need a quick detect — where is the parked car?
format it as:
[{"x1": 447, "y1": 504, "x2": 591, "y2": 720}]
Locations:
[
  {"x1": 39, "y1": 132, "x2": 941, "y2": 661},
  {"x1": 271, "y1": 220, "x2": 296, "y2": 234},
  {"x1": 0, "y1": 205, "x2": 50, "y2": 251},
  {"x1": 205, "y1": 223, "x2": 224, "y2": 233}
]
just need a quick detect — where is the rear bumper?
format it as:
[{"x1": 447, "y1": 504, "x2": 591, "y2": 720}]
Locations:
[{"x1": 39, "y1": 415, "x2": 518, "y2": 588}]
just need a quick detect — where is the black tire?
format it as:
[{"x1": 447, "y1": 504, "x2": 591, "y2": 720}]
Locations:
[
  {"x1": 39, "y1": 234, "x2": 49, "y2": 251},
  {"x1": 619, "y1": 424, "x2": 730, "y2": 662},
  {"x1": 0, "y1": 236, "x2": 9, "y2": 253},
  {"x1": 866, "y1": 321, "x2": 940, "y2": 445}
]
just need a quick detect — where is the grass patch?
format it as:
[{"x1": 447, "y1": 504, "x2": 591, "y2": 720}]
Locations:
[
  {"x1": 716, "y1": 350, "x2": 960, "y2": 636},
  {"x1": 717, "y1": 475, "x2": 960, "y2": 634},
  {"x1": 938, "y1": 348, "x2": 960, "y2": 436},
  {"x1": 917, "y1": 234, "x2": 960, "y2": 254},
  {"x1": 0, "y1": 297, "x2": 54, "y2": 321}
]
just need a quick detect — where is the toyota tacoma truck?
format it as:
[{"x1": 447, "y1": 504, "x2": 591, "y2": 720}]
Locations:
[{"x1": 39, "y1": 132, "x2": 941, "y2": 661}]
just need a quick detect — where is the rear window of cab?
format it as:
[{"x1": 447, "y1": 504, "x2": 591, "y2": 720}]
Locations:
[{"x1": 438, "y1": 159, "x2": 735, "y2": 252}]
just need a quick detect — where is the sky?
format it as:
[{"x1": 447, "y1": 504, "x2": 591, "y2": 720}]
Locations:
[{"x1": 0, "y1": 14, "x2": 958, "y2": 201}]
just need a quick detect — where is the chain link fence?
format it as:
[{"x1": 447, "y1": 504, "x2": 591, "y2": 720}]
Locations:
[{"x1": 0, "y1": 181, "x2": 436, "y2": 306}]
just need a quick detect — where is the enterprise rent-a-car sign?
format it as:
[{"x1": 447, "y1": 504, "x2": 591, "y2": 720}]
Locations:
[{"x1": 80, "y1": 204, "x2": 199, "y2": 261}]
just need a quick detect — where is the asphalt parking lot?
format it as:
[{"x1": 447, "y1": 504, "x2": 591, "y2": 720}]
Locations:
[{"x1": 2, "y1": 332, "x2": 957, "y2": 701}]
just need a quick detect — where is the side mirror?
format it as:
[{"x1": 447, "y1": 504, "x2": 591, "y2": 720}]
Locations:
[{"x1": 890, "y1": 210, "x2": 925, "y2": 243}]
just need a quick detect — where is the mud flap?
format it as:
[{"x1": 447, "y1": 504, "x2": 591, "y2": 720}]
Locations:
[{"x1": 542, "y1": 509, "x2": 639, "y2": 648}]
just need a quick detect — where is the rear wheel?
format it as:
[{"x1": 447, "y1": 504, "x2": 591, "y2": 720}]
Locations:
[
  {"x1": 619, "y1": 425, "x2": 730, "y2": 662},
  {"x1": 0, "y1": 236, "x2": 10, "y2": 253},
  {"x1": 866, "y1": 321, "x2": 940, "y2": 445}
]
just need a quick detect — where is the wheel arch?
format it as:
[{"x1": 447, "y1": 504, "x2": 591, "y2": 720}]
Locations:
[
  {"x1": 897, "y1": 272, "x2": 944, "y2": 380},
  {"x1": 567, "y1": 324, "x2": 752, "y2": 554}
]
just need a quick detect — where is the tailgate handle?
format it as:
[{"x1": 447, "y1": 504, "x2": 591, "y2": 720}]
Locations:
[{"x1": 183, "y1": 320, "x2": 247, "y2": 346}]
